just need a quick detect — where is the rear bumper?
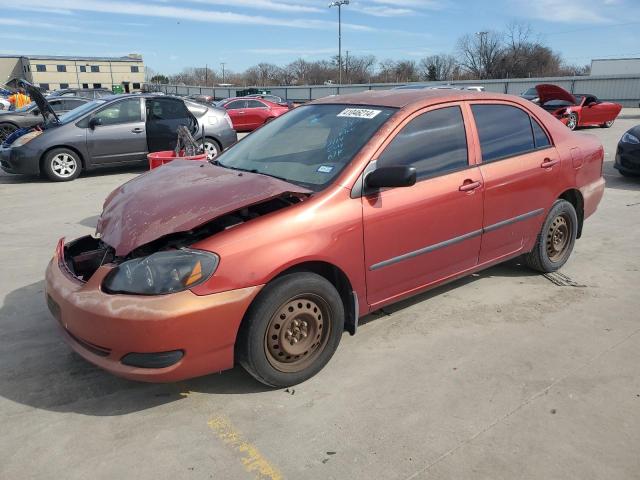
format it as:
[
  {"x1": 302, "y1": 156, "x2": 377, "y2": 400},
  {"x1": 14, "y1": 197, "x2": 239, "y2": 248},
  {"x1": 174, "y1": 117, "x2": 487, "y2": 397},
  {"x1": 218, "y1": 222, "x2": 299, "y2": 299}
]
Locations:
[
  {"x1": 44, "y1": 241, "x2": 262, "y2": 382},
  {"x1": 579, "y1": 176, "x2": 605, "y2": 220},
  {"x1": 0, "y1": 145, "x2": 40, "y2": 175}
]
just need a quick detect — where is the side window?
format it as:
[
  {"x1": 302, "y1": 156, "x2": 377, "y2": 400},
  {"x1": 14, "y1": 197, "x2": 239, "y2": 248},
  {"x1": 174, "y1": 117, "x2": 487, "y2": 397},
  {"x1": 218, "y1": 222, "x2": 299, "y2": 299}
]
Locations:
[
  {"x1": 226, "y1": 100, "x2": 246, "y2": 110},
  {"x1": 146, "y1": 98, "x2": 191, "y2": 120},
  {"x1": 94, "y1": 99, "x2": 141, "y2": 126},
  {"x1": 471, "y1": 104, "x2": 535, "y2": 163},
  {"x1": 50, "y1": 100, "x2": 65, "y2": 112},
  {"x1": 247, "y1": 100, "x2": 266, "y2": 108},
  {"x1": 378, "y1": 106, "x2": 469, "y2": 180},
  {"x1": 531, "y1": 117, "x2": 550, "y2": 148},
  {"x1": 64, "y1": 99, "x2": 86, "y2": 110}
]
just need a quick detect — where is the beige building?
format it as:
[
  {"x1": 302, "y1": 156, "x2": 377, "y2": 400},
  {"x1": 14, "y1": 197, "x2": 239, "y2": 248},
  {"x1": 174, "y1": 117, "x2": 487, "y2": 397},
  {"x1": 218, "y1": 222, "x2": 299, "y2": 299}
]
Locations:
[{"x1": 0, "y1": 54, "x2": 145, "y2": 92}]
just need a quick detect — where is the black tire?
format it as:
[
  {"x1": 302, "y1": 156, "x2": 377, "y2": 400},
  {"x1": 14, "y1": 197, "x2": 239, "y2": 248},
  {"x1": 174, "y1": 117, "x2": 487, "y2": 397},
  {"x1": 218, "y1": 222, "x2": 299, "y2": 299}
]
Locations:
[
  {"x1": 203, "y1": 137, "x2": 221, "y2": 161},
  {"x1": 601, "y1": 120, "x2": 614, "y2": 128},
  {"x1": 566, "y1": 113, "x2": 578, "y2": 131},
  {"x1": 236, "y1": 272, "x2": 344, "y2": 387},
  {"x1": 42, "y1": 148, "x2": 81, "y2": 182},
  {"x1": 619, "y1": 169, "x2": 640, "y2": 178},
  {"x1": 524, "y1": 199, "x2": 578, "y2": 273},
  {"x1": 0, "y1": 123, "x2": 17, "y2": 143}
]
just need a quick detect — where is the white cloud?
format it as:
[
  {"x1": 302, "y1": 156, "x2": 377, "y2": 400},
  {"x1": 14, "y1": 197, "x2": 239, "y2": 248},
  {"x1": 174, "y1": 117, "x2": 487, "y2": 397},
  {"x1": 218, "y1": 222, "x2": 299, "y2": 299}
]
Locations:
[
  {"x1": 185, "y1": 0, "x2": 322, "y2": 13},
  {"x1": 369, "y1": 0, "x2": 445, "y2": 9},
  {"x1": 245, "y1": 47, "x2": 336, "y2": 55},
  {"x1": 352, "y1": 5, "x2": 415, "y2": 17},
  {"x1": 515, "y1": 0, "x2": 617, "y2": 23}
]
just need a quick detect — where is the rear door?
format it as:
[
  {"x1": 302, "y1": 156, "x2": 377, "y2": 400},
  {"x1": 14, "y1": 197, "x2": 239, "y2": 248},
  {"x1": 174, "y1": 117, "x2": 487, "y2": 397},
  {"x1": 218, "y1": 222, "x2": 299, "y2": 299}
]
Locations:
[
  {"x1": 145, "y1": 97, "x2": 197, "y2": 153},
  {"x1": 362, "y1": 103, "x2": 484, "y2": 307},
  {"x1": 468, "y1": 102, "x2": 561, "y2": 263},
  {"x1": 86, "y1": 97, "x2": 147, "y2": 164},
  {"x1": 245, "y1": 99, "x2": 269, "y2": 129},
  {"x1": 224, "y1": 100, "x2": 248, "y2": 130}
]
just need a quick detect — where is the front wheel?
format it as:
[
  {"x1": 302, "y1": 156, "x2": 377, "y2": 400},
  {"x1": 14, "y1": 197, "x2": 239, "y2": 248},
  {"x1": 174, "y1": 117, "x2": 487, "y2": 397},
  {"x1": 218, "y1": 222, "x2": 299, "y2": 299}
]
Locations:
[
  {"x1": 0, "y1": 123, "x2": 17, "y2": 143},
  {"x1": 566, "y1": 113, "x2": 578, "y2": 131},
  {"x1": 236, "y1": 272, "x2": 344, "y2": 387},
  {"x1": 524, "y1": 200, "x2": 578, "y2": 273},
  {"x1": 601, "y1": 120, "x2": 614, "y2": 128},
  {"x1": 42, "y1": 148, "x2": 81, "y2": 181}
]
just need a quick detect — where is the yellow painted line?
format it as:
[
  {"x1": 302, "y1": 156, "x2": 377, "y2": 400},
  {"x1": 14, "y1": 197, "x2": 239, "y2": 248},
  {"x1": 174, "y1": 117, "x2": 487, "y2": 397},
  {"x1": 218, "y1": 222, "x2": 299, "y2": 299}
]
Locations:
[{"x1": 208, "y1": 415, "x2": 283, "y2": 480}]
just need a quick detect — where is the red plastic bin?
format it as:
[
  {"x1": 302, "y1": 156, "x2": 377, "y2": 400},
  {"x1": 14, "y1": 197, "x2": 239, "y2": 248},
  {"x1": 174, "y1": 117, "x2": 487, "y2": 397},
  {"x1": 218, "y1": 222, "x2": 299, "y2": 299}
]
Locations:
[{"x1": 147, "y1": 150, "x2": 207, "y2": 170}]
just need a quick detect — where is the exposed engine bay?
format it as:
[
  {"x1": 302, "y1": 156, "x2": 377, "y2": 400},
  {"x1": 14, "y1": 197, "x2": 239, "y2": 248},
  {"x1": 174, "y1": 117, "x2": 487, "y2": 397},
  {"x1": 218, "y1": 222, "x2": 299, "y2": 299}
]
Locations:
[{"x1": 63, "y1": 194, "x2": 305, "y2": 283}]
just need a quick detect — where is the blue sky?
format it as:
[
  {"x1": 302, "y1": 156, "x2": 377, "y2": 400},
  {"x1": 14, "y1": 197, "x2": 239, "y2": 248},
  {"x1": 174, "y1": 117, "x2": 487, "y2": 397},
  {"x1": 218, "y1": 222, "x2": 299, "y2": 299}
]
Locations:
[{"x1": 0, "y1": 0, "x2": 638, "y2": 75}]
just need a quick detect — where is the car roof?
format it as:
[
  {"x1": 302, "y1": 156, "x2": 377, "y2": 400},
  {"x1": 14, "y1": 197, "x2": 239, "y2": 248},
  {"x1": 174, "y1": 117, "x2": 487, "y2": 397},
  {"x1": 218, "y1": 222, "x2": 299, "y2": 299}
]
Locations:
[{"x1": 311, "y1": 89, "x2": 509, "y2": 109}]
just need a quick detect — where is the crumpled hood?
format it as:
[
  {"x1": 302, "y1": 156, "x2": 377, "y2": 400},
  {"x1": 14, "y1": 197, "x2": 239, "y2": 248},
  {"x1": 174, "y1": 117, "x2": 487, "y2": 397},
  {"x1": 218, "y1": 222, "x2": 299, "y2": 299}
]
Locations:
[
  {"x1": 97, "y1": 160, "x2": 311, "y2": 256},
  {"x1": 535, "y1": 84, "x2": 576, "y2": 105}
]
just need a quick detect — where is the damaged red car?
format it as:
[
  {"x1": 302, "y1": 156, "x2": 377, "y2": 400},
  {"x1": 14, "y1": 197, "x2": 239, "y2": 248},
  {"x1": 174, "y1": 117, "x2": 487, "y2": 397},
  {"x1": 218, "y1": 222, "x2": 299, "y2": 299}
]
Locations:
[
  {"x1": 45, "y1": 90, "x2": 605, "y2": 387},
  {"x1": 535, "y1": 83, "x2": 622, "y2": 131}
]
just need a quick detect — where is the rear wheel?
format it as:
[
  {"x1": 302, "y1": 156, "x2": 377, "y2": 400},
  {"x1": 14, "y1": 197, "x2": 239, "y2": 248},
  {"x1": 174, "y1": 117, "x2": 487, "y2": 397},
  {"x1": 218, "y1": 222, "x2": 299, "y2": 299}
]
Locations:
[
  {"x1": 237, "y1": 272, "x2": 344, "y2": 387},
  {"x1": 601, "y1": 120, "x2": 614, "y2": 128},
  {"x1": 0, "y1": 123, "x2": 17, "y2": 143},
  {"x1": 203, "y1": 138, "x2": 220, "y2": 160},
  {"x1": 42, "y1": 148, "x2": 81, "y2": 182},
  {"x1": 524, "y1": 200, "x2": 577, "y2": 273},
  {"x1": 566, "y1": 113, "x2": 578, "y2": 131}
]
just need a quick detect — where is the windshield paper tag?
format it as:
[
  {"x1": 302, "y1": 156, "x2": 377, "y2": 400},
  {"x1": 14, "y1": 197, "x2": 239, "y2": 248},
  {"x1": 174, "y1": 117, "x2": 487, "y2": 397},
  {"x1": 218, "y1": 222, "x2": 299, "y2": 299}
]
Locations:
[
  {"x1": 337, "y1": 108, "x2": 381, "y2": 119},
  {"x1": 317, "y1": 165, "x2": 335, "y2": 173}
]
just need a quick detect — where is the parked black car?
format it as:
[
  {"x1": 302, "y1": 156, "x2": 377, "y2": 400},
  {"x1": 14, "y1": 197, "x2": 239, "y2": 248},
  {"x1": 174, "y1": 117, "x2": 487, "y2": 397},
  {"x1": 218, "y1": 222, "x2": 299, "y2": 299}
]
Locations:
[
  {"x1": 49, "y1": 88, "x2": 113, "y2": 99},
  {"x1": 615, "y1": 125, "x2": 640, "y2": 177},
  {"x1": 0, "y1": 96, "x2": 90, "y2": 142}
]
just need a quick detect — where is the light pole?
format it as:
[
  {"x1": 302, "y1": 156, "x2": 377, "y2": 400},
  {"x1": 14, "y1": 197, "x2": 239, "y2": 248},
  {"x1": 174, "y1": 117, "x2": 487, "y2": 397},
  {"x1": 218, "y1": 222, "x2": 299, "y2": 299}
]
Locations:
[
  {"x1": 475, "y1": 31, "x2": 488, "y2": 79},
  {"x1": 220, "y1": 62, "x2": 226, "y2": 84},
  {"x1": 329, "y1": 0, "x2": 349, "y2": 85}
]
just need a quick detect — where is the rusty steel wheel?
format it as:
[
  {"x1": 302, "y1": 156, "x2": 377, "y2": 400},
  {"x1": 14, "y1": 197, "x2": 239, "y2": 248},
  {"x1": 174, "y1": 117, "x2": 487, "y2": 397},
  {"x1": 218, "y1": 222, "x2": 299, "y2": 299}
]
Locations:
[
  {"x1": 546, "y1": 213, "x2": 572, "y2": 263},
  {"x1": 524, "y1": 199, "x2": 577, "y2": 273},
  {"x1": 236, "y1": 272, "x2": 344, "y2": 387},
  {"x1": 264, "y1": 295, "x2": 331, "y2": 373}
]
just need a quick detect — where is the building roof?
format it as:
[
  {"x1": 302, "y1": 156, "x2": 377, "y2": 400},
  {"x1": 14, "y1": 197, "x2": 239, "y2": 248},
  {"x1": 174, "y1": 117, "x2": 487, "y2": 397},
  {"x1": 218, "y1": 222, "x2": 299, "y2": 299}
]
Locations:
[{"x1": 0, "y1": 54, "x2": 143, "y2": 63}]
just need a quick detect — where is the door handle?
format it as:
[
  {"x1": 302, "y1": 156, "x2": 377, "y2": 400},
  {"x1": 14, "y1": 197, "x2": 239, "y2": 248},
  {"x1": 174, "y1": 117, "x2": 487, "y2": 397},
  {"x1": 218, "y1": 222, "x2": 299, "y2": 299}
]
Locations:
[
  {"x1": 541, "y1": 158, "x2": 559, "y2": 168},
  {"x1": 459, "y1": 180, "x2": 482, "y2": 192},
  {"x1": 131, "y1": 127, "x2": 144, "y2": 134},
  {"x1": 237, "y1": 111, "x2": 245, "y2": 114}
]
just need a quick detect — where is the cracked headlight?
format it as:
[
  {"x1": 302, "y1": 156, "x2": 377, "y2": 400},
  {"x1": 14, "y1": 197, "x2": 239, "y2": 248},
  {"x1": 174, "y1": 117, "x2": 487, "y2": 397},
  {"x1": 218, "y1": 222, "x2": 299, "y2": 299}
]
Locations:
[{"x1": 103, "y1": 249, "x2": 219, "y2": 295}]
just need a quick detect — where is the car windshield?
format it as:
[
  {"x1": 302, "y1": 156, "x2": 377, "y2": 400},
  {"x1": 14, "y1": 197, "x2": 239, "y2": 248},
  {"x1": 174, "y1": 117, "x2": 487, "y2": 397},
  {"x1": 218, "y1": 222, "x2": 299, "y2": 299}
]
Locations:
[
  {"x1": 523, "y1": 88, "x2": 537, "y2": 95},
  {"x1": 58, "y1": 99, "x2": 106, "y2": 123},
  {"x1": 217, "y1": 104, "x2": 396, "y2": 191}
]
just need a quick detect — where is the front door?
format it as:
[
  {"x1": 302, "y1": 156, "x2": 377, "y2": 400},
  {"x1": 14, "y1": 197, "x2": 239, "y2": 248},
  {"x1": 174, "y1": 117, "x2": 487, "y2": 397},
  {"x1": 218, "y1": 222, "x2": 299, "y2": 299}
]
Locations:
[
  {"x1": 86, "y1": 98, "x2": 147, "y2": 164},
  {"x1": 362, "y1": 104, "x2": 484, "y2": 307},
  {"x1": 468, "y1": 102, "x2": 561, "y2": 263}
]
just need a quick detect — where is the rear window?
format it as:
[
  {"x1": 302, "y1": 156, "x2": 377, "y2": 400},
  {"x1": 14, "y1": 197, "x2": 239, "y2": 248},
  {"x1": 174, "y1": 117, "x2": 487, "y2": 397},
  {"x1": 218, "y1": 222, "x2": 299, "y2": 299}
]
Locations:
[{"x1": 471, "y1": 104, "x2": 535, "y2": 163}]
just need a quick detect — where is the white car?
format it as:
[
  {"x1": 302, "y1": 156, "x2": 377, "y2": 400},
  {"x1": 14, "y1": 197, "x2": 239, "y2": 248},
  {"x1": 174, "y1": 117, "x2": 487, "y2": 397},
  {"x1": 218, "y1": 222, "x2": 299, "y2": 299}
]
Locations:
[{"x1": 0, "y1": 97, "x2": 10, "y2": 111}]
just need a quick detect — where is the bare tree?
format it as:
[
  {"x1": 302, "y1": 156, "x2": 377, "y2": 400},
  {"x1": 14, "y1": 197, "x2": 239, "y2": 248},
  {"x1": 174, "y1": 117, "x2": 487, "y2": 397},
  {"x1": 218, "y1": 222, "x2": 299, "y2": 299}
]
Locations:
[
  {"x1": 419, "y1": 54, "x2": 457, "y2": 81},
  {"x1": 457, "y1": 31, "x2": 503, "y2": 79}
]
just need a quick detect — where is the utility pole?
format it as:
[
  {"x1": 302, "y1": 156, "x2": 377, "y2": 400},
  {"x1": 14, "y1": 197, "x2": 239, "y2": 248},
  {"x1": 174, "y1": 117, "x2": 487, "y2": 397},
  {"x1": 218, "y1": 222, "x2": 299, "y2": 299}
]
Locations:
[
  {"x1": 345, "y1": 50, "x2": 349, "y2": 84},
  {"x1": 205, "y1": 63, "x2": 208, "y2": 86},
  {"x1": 329, "y1": 1, "x2": 349, "y2": 85},
  {"x1": 475, "y1": 31, "x2": 488, "y2": 79},
  {"x1": 221, "y1": 62, "x2": 226, "y2": 84}
]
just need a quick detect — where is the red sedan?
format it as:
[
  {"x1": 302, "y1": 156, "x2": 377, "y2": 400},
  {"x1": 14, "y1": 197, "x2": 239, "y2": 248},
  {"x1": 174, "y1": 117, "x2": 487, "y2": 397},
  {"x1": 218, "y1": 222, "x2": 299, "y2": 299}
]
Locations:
[
  {"x1": 45, "y1": 89, "x2": 604, "y2": 387},
  {"x1": 218, "y1": 97, "x2": 289, "y2": 132},
  {"x1": 536, "y1": 84, "x2": 622, "y2": 130}
]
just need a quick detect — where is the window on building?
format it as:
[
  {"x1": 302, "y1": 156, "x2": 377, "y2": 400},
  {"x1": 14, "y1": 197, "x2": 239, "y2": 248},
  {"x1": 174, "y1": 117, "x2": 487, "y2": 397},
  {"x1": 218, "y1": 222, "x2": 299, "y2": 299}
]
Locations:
[
  {"x1": 93, "y1": 83, "x2": 102, "y2": 89},
  {"x1": 36, "y1": 64, "x2": 46, "y2": 72},
  {"x1": 131, "y1": 66, "x2": 139, "y2": 73},
  {"x1": 59, "y1": 83, "x2": 69, "y2": 89},
  {"x1": 378, "y1": 106, "x2": 469, "y2": 180},
  {"x1": 57, "y1": 65, "x2": 67, "y2": 72},
  {"x1": 471, "y1": 104, "x2": 536, "y2": 163},
  {"x1": 79, "y1": 65, "x2": 87, "y2": 72},
  {"x1": 91, "y1": 66, "x2": 100, "y2": 73},
  {"x1": 82, "y1": 83, "x2": 89, "y2": 89},
  {"x1": 132, "y1": 83, "x2": 141, "y2": 90},
  {"x1": 39, "y1": 83, "x2": 50, "y2": 91}
]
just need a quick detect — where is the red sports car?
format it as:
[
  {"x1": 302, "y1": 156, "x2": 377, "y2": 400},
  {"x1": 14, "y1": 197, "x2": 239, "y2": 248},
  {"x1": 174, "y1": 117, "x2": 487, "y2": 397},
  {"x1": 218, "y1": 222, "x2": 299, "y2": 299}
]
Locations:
[
  {"x1": 218, "y1": 97, "x2": 289, "y2": 132},
  {"x1": 536, "y1": 84, "x2": 622, "y2": 131}
]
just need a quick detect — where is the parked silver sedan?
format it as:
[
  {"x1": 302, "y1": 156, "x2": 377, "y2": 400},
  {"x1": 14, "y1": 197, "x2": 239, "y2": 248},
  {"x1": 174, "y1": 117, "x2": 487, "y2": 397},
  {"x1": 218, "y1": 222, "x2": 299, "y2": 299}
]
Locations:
[{"x1": 1, "y1": 82, "x2": 237, "y2": 181}]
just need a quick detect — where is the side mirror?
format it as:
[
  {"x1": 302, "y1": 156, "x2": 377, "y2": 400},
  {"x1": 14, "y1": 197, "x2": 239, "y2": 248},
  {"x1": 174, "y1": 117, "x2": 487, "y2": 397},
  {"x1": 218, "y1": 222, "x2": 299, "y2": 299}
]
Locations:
[
  {"x1": 365, "y1": 165, "x2": 417, "y2": 189},
  {"x1": 88, "y1": 117, "x2": 102, "y2": 129}
]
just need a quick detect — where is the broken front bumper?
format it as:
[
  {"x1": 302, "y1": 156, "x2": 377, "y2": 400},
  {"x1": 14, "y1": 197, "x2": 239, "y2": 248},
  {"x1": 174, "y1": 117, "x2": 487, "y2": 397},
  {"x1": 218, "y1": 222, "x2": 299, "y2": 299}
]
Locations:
[{"x1": 44, "y1": 239, "x2": 262, "y2": 382}]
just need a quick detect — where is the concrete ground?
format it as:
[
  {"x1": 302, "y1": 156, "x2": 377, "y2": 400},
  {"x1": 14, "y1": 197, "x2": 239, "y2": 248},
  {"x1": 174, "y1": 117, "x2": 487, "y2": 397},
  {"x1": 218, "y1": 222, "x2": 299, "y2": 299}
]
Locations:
[{"x1": 1, "y1": 112, "x2": 639, "y2": 480}]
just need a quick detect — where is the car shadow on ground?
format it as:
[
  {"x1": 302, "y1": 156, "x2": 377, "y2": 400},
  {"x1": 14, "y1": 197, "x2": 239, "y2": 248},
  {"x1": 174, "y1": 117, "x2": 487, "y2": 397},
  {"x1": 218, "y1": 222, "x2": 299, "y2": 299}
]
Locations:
[
  {"x1": 0, "y1": 164, "x2": 147, "y2": 185},
  {"x1": 0, "y1": 260, "x2": 541, "y2": 417}
]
